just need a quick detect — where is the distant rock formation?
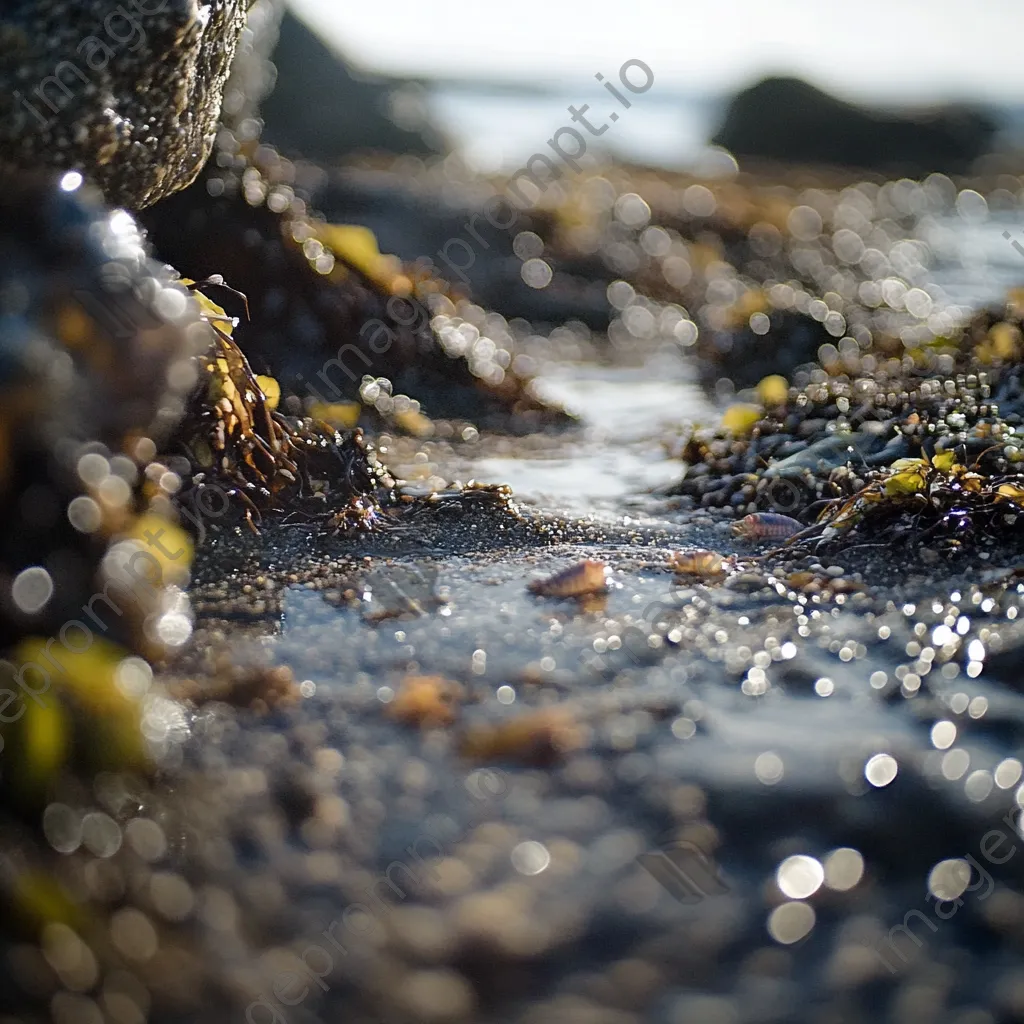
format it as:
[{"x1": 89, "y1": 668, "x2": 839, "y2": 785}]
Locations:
[
  {"x1": 260, "y1": 9, "x2": 445, "y2": 162},
  {"x1": 712, "y1": 76, "x2": 998, "y2": 176}
]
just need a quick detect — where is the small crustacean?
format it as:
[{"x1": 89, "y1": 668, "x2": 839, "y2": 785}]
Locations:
[
  {"x1": 528, "y1": 559, "x2": 609, "y2": 598},
  {"x1": 668, "y1": 549, "x2": 727, "y2": 578},
  {"x1": 732, "y1": 512, "x2": 804, "y2": 542}
]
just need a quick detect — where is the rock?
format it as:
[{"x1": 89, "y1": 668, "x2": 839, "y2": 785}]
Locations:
[
  {"x1": 697, "y1": 310, "x2": 830, "y2": 392},
  {"x1": 0, "y1": 169, "x2": 207, "y2": 647},
  {"x1": 0, "y1": 171, "x2": 208, "y2": 799},
  {"x1": 0, "y1": 0, "x2": 249, "y2": 209},
  {"x1": 259, "y1": 9, "x2": 446, "y2": 162},
  {"x1": 711, "y1": 76, "x2": 998, "y2": 176}
]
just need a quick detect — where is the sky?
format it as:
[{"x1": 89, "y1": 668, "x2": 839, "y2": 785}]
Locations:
[{"x1": 289, "y1": 0, "x2": 1024, "y2": 103}]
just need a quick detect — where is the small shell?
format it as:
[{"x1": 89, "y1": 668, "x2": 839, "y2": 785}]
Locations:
[
  {"x1": 460, "y1": 709, "x2": 582, "y2": 765},
  {"x1": 731, "y1": 512, "x2": 803, "y2": 541},
  {"x1": 387, "y1": 675, "x2": 462, "y2": 728},
  {"x1": 669, "y1": 549, "x2": 725, "y2": 578},
  {"x1": 528, "y1": 560, "x2": 608, "y2": 598}
]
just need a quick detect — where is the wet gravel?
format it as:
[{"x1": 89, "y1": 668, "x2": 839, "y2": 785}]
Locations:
[{"x1": 90, "y1": 448, "x2": 1022, "y2": 1024}]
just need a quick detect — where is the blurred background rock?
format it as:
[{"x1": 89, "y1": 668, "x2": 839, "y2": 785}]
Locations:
[
  {"x1": 259, "y1": 8, "x2": 447, "y2": 162},
  {"x1": 269, "y1": 0, "x2": 1024, "y2": 174}
]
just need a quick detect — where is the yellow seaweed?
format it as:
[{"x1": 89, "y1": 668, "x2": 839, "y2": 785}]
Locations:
[
  {"x1": 721, "y1": 403, "x2": 762, "y2": 436},
  {"x1": 255, "y1": 375, "x2": 281, "y2": 411},
  {"x1": 757, "y1": 374, "x2": 789, "y2": 407}
]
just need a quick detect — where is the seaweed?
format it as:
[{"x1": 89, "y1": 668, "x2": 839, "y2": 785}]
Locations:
[
  {"x1": 172, "y1": 278, "x2": 396, "y2": 536},
  {"x1": 810, "y1": 447, "x2": 1024, "y2": 554}
]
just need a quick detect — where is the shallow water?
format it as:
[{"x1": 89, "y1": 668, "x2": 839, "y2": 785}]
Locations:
[
  {"x1": 428, "y1": 86, "x2": 718, "y2": 174},
  {"x1": 927, "y1": 211, "x2": 1024, "y2": 307},
  {"x1": 470, "y1": 363, "x2": 707, "y2": 510}
]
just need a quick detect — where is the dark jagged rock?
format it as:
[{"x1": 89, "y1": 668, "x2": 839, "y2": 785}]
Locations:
[
  {"x1": 0, "y1": 0, "x2": 249, "y2": 208},
  {"x1": 259, "y1": 8, "x2": 446, "y2": 162},
  {"x1": 139, "y1": 149, "x2": 572, "y2": 432},
  {"x1": 712, "y1": 76, "x2": 998, "y2": 176},
  {"x1": 696, "y1": 310, "x2": 831, "y2": 392}
]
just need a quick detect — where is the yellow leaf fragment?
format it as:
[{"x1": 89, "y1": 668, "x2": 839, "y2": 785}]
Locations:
[
  {"x1": 315, "y1": 224, "x2": 402, "y2": 290},
  {"x1": 181, "y1": 279, "x2": 234, "y2": 335},
  {"x1": 757, "y1": 374, "x2": 789, "y2": 407},
  {"x1": 721, "y1": 403, "x2": 762, "y2": 436},
  {"x1": 997, "y1": 483, "x2": 1024, "y2": 504},
  {"x1": 884, "y1": 468, "x2": 927, "y2": 496},
  {"x1": 126, "y1": 513, "x2": 194, "y2": 585},
  {"x1": 15, "y1": 638, "x2": 149, "y2": 771},
  {"x1": 255, "y1": 375, "x2": 281, "y2": 411},
  {"x1": 393, "y1": 409, "x2": 434, "y2": 437},
  {"x1": 309, "y1": 402, "x2": 361, "y2": 429}
]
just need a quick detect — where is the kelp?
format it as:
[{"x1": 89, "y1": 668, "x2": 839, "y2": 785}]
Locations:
[{"x1": 175, "y1": 278, "x2": 396, "y2": 535}]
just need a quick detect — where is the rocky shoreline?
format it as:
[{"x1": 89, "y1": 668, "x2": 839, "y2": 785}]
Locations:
[{"x1": 2, "y1": 3, "x2": 1024, "y2": 1023}]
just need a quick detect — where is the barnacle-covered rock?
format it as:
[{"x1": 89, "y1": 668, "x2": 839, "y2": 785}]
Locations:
[{"x1": 0, "y1": 0, "x2": 249, "y2": 209}]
